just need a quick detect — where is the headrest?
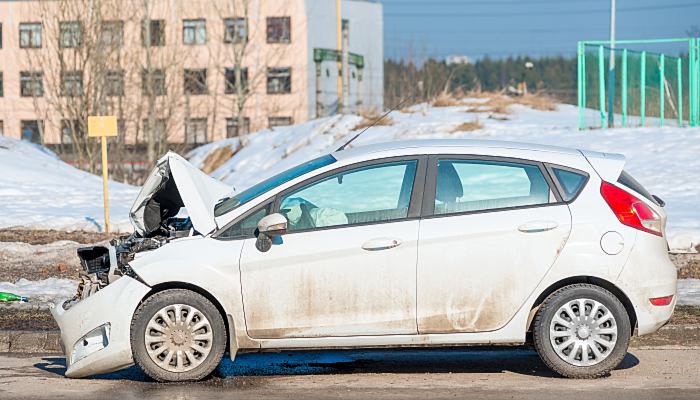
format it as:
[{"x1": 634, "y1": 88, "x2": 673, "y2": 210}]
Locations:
[{"x1": 436, "y1": 162, "x2": 463, "y2": 203}]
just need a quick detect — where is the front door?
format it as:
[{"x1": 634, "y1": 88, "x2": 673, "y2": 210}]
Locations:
[
  {"x1": 239, "y1": 158, "x2": 425, "y2": 339},
  {"x1": 417, "y1": 157, "x2": 572, "y2": 333}
]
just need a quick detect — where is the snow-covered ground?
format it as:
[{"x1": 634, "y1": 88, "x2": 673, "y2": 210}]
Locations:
[
  {"x1": 0, "y1": 278, "x2": 76, "y2": 306},
  {"x1": 189, "y1": 101, "x2": 700, "y2": 252},
  {"x1": 0, "y1": 99, "x2": 698, "y2": 250},
  {"x1": 0, "y1": 136, "x2": 138, "y2": 232}
]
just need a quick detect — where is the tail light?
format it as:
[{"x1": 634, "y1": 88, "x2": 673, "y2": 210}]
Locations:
[
  {"x1": 600, "y1": 182, "x2": 663, "y2": 236},
  {"x1": 649, "y1": 295, "x2": 674, "y2": 306}
]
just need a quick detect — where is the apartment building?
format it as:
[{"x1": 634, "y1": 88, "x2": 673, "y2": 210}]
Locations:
[{"x1": 0, "y1": 0, "x2": 383, "y2": 147}]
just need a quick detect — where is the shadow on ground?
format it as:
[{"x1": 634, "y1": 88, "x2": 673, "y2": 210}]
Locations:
[{"x1": 32, "y1": 347, "x2": 640, "y2": 382}]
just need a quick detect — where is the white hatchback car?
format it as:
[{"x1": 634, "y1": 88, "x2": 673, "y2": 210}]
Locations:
[{"x1": 51, "y1": 139, "x2": 677, "y2": 382}]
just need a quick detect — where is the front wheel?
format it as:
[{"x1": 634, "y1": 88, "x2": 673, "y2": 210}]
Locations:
[
  {"x1": 532, "y1": 284, "x2": 631, "y2": 378},
  {"x1": 130, "y1": 289, "x2": 227, "y2": 382}
]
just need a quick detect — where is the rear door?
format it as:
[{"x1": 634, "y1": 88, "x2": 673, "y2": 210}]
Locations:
[{"x1": 417, "y1": 156, "x2": 572, "y2": 333}]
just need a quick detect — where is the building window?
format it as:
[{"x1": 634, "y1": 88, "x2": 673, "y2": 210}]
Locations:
[
  {"x1": 142, "y1": 19, "x2": 165, "y2": 47},
  {"x1": 0, "y1": 120, "x2": 4, "y2": 136},
  {"x1": 266, "y1": 17, "x2": 290, "y2": 43},
  {"x1": 105, "y1": 70, "x2": 125, "y2": 96},
  {"x1": 142, "y1": 69, "x2": 166, "y2": 96},
  {"x1": 268, "y1": 116, "x2": 292, "y2": 128},
  {"x1": 100, "y1": 21, "x2": 123, "y2": 47},
  {"x1": 60, "y1": 119, "x2": 83, "y2": 144},
  {"x1": 0, "y1": 72, "x2": 3, "y2": 97},
  {"x1": 224, "y1": 67, "x2": 248, "y2": 94},
  {"x1": 226, "y1": 117, "x2": 250, "y2": 137},
  {"x1": 0, "y1": 23, "x2": 3, "y2": 48},
  {"x1": 21, "y1": 120, "x2": 44, "y2": 143},
  {"x1": 59, "y1": 21, "x2": 81, "y2": 48},
  {"x1": 19, "y1": 23, "x2": 42, "y2": 48},
  {"x1": 185, "y1": 118, "x2": 207, "y2": 144},
  {"x1": 267, "y1": 67, "x2": 291, "y2": 94},
  {"x1": 224, "y1": 18, "x2": 247, "y2": 43},
  {"x1": 183, "y1": 19, "x2": 206, "y2": 45},
  {"x1": 20, "y1": 71, "x2": 43, "y2": 97},
  {"x1": 61, "y1": 71, "x2": 83, "y2": 97},
  {"x1": 184, "y1": 69, "x2": 207, "y2": 95},
  {"x1": 141, "y1": 118, "x2": 166, "y2": 143}
]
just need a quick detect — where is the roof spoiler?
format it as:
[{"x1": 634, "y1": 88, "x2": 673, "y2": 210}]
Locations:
[{"x1": 579, "y1": 149, "x2": 626, "y2": 183}]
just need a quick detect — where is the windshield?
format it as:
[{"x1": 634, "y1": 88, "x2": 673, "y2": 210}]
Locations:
[{"x1": 214, "y1": 154, "x2": 336, "y2": 217}]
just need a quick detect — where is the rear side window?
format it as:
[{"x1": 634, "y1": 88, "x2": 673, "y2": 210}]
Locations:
[
  {"x1": 434, "y1": 159, "x2": 551, "y2": 215},
  {"x1": 552, "y1": 168, "x2": 587, "y2": 201},
  {"x1": 618, "y1": 170, "x2": 658, "y2": 205}
]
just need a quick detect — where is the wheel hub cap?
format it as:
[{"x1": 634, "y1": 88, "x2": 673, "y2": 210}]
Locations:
[
  {"x1": 549, "y1": 298, "x2": 618, "y2": 367},
  {"x1": 576, "y1": 325, "x2": 591, "y2": 339},
  {"x1": 144, "y1": 304, "x2": 214, "y2": 373}
]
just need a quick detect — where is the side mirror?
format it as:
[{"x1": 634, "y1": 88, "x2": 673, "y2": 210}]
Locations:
[
  {"x1": 257, "y1": 213, "x2": 288, "y2": 237},
  {"x1": 256, "y1": 213, "x2": 287, "y2": 252}
]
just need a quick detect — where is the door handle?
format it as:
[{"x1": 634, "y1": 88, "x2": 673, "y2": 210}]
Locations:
[
  {"x1": 362, "y1": 238, "x2": 402, "y2": 251},
  {"x1": 518, "y1": 221, "x2": 558, "y2": 233}
]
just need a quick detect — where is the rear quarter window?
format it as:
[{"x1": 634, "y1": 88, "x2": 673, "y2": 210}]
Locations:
[{"x1": 552, "y1": 168, "x2": 588, "y2": 201}]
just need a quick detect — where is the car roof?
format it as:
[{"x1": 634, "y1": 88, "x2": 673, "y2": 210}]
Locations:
[{"x1": 332, "y1": 138, "x2": 583, "y2": 162}]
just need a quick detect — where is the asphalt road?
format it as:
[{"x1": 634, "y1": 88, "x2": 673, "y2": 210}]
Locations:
[{"x1": 1, "y1": 347, "x2": 699, "y2": 399}]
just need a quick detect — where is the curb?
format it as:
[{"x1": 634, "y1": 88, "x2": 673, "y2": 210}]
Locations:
[
  {"x1": 0, "y1": 330, "x2": 62, "y2": 354},
  {"x1": 2, "y1": 325, "x2": 700, "y2": 355}
]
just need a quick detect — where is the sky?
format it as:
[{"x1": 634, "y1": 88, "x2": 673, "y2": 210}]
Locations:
[{"x1": 380, "y1": 0, "x2": 700, "y2": 61}]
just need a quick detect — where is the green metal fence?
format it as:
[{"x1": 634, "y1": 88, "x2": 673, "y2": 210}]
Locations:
[{"x1": 577, "y1": 38, "x2": 700, "y2": 130}]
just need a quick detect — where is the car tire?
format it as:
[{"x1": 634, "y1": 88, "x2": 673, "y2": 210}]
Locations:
[
  {"x1": 130, "y1": 289, "x2": 227, "y2": 382},
  {"x1": 532, "y1": 284, "x2": 631, "y2": 379}
]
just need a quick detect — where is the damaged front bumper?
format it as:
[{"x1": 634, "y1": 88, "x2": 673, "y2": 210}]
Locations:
[{"x1": 50, "y1": 276, "x2": 150, "y2": 378}]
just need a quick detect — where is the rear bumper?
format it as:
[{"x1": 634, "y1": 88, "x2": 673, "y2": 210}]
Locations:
[
  {"x1": 616, "y1": 234, "x2": 678, "y2": 336},
  {"x1": 50, "y1": 276, "x2": 150, "y2": 378}
]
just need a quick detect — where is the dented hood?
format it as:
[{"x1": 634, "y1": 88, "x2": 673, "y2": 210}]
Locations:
[{"x1": 129, "y1": 152, "x2": 231, "y2": 236}]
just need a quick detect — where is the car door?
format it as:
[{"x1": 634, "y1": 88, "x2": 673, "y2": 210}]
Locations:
[
  {"x1": 417, "y1": 156, "x2": 572, "y2": 334},
  {"x1": 239, "y1": 157, "x2": 426, "y2": 339}
]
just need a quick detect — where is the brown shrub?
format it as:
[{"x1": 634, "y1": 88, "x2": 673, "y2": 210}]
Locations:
[
  {"x1": 518, "y1": 93, "x2": 557, "y2": 111},
  {"x1": 451, "y1": 120, "x2": 482, "y2": 133},
  {"x1": 353, "y1": 111, "x2": 394, "y2": 130},
  {"x1": 464, "y1": 92, "x2": 556, "y2": 114},
  {"x1": 431, "y1": 92, "x2": 462, "y2": 107},
  {"x1": 201, "y1": 145, "x2": 236, "y2": 174}
]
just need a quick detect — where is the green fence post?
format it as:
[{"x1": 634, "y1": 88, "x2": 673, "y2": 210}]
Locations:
[
  {"x1": 622, "y1": 49, "x2": 628, "y2": 127},
  {"x1": 660, "y1": 54, "x2": 665, "y2": 127},
  {"x1": 598, "y1": 45, "x2": 606, "y2": 128},
  {"x1": 640, "y1": 51, "x2": 646, "y2": 126},
  {"x1": 577, "y1": 42, "x2": 584, "y2": 130},
  {"x1": 692, "y1": 38, "x2": 699, "y2": 127},
  {"x1": 678, "y1": 58, "x2": 683, "y2": 126}
]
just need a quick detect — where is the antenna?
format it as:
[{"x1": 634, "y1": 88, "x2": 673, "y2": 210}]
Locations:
[{"x1": 335, "y1": 97, "x2": 410, "y2": 151}]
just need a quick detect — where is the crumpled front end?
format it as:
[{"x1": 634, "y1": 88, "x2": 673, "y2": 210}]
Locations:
[{"x1": 50, "y1": 276, "x2": 150, "y2": 378}]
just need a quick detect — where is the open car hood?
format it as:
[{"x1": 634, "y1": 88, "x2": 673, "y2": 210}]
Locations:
[{"x1": 129, "y1": 152, "x2": 231, "y2": 236}]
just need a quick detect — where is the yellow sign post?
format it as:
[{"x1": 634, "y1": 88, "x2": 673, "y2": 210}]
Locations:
[{"x1": 87, "y1": 116, "x2": 118, "y2": 234}]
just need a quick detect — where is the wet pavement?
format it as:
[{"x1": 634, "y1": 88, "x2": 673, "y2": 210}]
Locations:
[{"x1": 1, "y1": 347, "x2": 699, "y2": 399}]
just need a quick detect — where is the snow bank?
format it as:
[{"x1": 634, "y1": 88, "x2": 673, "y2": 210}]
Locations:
[
  {"x1": 189, "y1": 101, "x2": 700, "y2": 251},
  {"x1": 0, "y1": 136, "x2": 139, "y2": 232},
  {"x1": 678, "y1": 279, "x2": 700, "y2": 306},
  {"x1": 0, "y1": 278, "x2": 77, "y2": 304}
]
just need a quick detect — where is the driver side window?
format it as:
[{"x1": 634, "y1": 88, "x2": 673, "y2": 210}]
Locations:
[
  {"x1": 217, "y1": 203, "x2": 271, "y2": 239},
  {"x1": 279, "y1": 160, "x2": 418, "y2": 232}
]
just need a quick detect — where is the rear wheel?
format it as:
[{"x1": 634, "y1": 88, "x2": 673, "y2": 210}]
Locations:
[
  {"x1": 532, "y1": 284, "x2": 631, "y2": 378},
  {"x1": 131, "y1": 289, "x2": 227, "y2": 382}
]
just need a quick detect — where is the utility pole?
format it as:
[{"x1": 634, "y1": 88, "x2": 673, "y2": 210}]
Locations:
[
  {"x1": 336, "y1": 0, "x2": 343, "y2": 113},
  {"x1": 607, "y1": 0, "x2": 616, "y2": 127}
]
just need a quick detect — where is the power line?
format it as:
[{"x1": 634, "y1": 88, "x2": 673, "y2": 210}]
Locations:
[{"x1": 384, "y1": 2, "x2": 700, "y2": 18}]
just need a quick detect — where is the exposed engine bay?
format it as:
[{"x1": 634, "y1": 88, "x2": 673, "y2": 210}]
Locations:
[
  {"x1": 66, "y1": 218, "x2": 193, "y2": 310},
  {"x1": 62, "y1": 153, "x2": 232, "y2": 309},
  {"x1": 65, "y1": 161, "x2": 197, "y2": 309}
]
